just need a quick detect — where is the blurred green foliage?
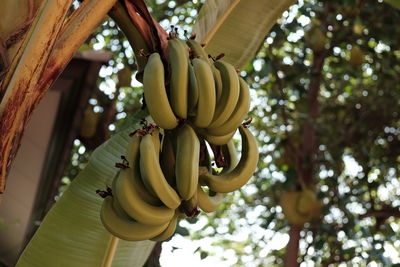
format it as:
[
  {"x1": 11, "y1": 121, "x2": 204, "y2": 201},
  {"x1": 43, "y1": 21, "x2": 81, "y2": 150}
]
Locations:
[{"x1": 60, "y1": 0, "x2": 400, "y2": 265}]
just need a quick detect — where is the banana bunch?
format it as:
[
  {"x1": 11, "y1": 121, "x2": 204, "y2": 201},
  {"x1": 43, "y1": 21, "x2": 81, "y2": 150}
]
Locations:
[
  {"x1": 143, "y1": 35, "x2": 251, "y2": 146},
  {"x1": 99, "y1": 33, "x2": 258, "y2": 242},
  {"x1": 279, "y1": 188, "x2": 323, "y2": 226},
  {"x1": 99, "y1": 122, "x2": 258, "y2": 241}
]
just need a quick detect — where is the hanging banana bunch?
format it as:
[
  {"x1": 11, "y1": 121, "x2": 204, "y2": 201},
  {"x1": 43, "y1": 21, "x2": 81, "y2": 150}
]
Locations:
[{"x1": 98, "y1": 32, "x2": 259, "y2": 242}]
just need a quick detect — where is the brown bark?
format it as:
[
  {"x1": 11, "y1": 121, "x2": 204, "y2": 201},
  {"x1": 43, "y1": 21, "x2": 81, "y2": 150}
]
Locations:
[
  {"x1": 359, "y1": 209, "x2": 400, "y2": 219},
  {"x1": 284, "y1": 225, "x2": 301, "y2": 267}
]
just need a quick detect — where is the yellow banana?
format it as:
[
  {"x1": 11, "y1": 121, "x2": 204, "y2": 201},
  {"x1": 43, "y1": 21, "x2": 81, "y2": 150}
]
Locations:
[
  {"x1": 140, "y1": 133, "x2": 181, "y2": 209},
  {"x1": 208, "y1": 60, "x2": 240, "y2": 129},
  {"x1": 199, "y1": 126, "x2": 258, "y2": 193},
  {"x1": 200, "y1": 128, "x2": 236, "y2": 146},
  {"x1": 100, "y1": 196, "x2": 169, "y2": 241},
  {"x1": 197, "y1": 185, "x2": 224, "y2": 213},
  {"x1": 207, "y1": 76, "x2": 250, "y2": 136},
  {"x1": 187, "y1": 62, "x2": 199, "y2": 116},
  {"x1": 113, "y1": 136, "x2": 172, "y2": 226},
  {"x1": 143, "y1": 53, "x2": 178, "y2": 129},
  {"x1": 169, "y1": 38, "x2": 189, "y2": 119},
  {"x1": 175, "y1": 124, "x2": 200, "y2": 200},
  {"x1": 150, "y1": 213, "x2": 179, "y2": 242},
  {"x1": 191, "y1": 58, "x2": 216, "y2": 128}
]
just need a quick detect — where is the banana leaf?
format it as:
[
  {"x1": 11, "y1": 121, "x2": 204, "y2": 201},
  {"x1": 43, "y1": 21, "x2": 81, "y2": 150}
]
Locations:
[
  {"x1": 384, "y1": 0, "x2": 400, "y2": 9},
  {"x1": 192, "y1": 0, "x2": 296, "y2": 69},
  {"x1": 16, "y1": 110, "x2": 155, "y2": 267}
]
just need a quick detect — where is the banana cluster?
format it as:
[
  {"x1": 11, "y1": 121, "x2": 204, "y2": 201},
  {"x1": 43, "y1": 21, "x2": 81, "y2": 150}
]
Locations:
[
  {"x1": 279, "y1": 189, "x2": 322, "y2": 226},
  {"x1": 143, "y1": 36, "x2": 250, "y2": 146},
  {"x1": 99, "y1": 35, "x2": 259, "y2": 242}
]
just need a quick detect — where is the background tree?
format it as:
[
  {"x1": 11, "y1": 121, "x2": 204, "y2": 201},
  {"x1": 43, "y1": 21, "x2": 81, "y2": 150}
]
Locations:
[{"x1": 58, "y1": 0, "x2": 400, "y2": 266}]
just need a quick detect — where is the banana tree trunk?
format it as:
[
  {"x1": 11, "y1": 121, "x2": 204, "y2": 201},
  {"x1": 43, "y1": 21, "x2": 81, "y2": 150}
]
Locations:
[{"x1": 0, "y1": 0, "x2": 117, "y2": 199}]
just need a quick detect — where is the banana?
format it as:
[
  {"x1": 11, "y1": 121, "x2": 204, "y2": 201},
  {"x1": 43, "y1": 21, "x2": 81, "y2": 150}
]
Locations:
[
  {"x1": 279, "y1": 191, "x2": 312, "y2": 226},
  {"x1": 186, "y1": 39, "x2": 222, "y2": 102},
  {"x1": 200, "y1": 128, "x2": 236, "y2": 146},
  {"x1": 221, "y1": 139, "x2": 239, "y2": 173},
  {"x1": 143, "y1": 53, "x2": 178, "y2": 129},
  {"x1": 100, "y1": 196, "x2": 169, "y2": 241},
  {"x1": 169, "y1": 38, "x2": 189, "y2": 119},
  {"x1": 191, "y1": 58, "x2": 216, "y2": 128},
  {"x1": 180, "y1": 190, "x2": 199, "y2": 217},
  {"x1": 208, "y1": 60, "x2": 240, "y2": 129},
  {"x1": 297, "y1": 188, "x2": 320, "y2": 215},
  {"x1": 199, "y1": 126, "x2": 258, "y2": 193},
  {"x1": 187, "y1": 39, "x2": 209, "y2": 61},
  {"x1": 150, "y1": 213, "x2": 179, "y2": 242},
  {"x1": 207, "y1": 76, "x2": 250, "y2": 136},
  {"x1": 175, "y1": 124, "x2": 200, "y2": 200},
  {"x1": 113, "y1": 136, "x2": 172, "y2": 226},
  {"x1": 124, "y1": 133, "x2": 160, "y2": 206},
  {"x1": 140, "y1": 133, "x2": 181, "y2": 209},
  {"x1": 112, "y1": 195, "x2": 132, "y2": 221},
  {"x1": 197, "y1": 185, "x2": 224, "y2": 213},
  {"x1": 211, "y1": 66, "x2": 223, "y2": 103},
  {"x1": 151, "y1": 127, "x2": 161, "y2": 154},
  {"x1": 140, "y1": 127, "x2": 162, "y2": 197},
  {"x1": 187, "y1": 62, "x2": 199, "y2": 116}
]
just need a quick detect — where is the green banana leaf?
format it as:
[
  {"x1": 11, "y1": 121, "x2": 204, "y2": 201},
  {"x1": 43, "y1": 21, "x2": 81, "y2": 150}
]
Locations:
[
  {"x1": 17, "y1": 110, "x2": 155, "y2": 267},
  {"x1": 192, "y1": 0, "x2": 296, "y2": 69},
  {"x1": 384, "y1": 0, "x2": 400, "y2": 9}
]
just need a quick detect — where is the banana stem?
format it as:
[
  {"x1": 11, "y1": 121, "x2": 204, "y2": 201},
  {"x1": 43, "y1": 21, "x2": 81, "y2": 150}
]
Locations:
[
  {"x1": 108, "y1": 2, "x2": 150, "y2": 80},
  {"x1": 201, "y1": 0, "x2": 241, "y2": 45},
  {"x1": 101, "y1": 235, "x2": 120, "y2": 267}
]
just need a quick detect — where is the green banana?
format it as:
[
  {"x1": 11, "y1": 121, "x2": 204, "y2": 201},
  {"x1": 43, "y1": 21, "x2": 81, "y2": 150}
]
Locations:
[
  {"x1": 150, "y1": 213, "x2": 179, "y2": 241},
  {"x1": 169, "y1": 38, "x2": 189, "y2": 119},
  {"x1": 113, "y1": 136, "x2": 172, "y2": 226},
  {"x1": 143, "y1": 53, "x2": 178, "y2": 129},
  {"x1": 199, "y1": 126, "x2": 259, "y2": 193},
  {"x1": 140, "y1": 133, "x2": 181, "y2": 209},
  {"x1": 211, "y1": 66, "x2": 223, "y2": 103},
  {"x1": 175, "y1": 124, "x2": 200, "y2": 200},
  {"x1": 187, "y1": 39, "x2": 209, "y2": 61},
  {"x1": 197, "y1": 185, "x2": 224, "y2": 213},
  {"x1": 208, "y1": 60, "x2": 240, "y2": 129},
  {"x1": 112, "y1": 195, "x2": 132, "y2": 221},
  {"x1": 186, "y1": 39, "x2": 222, "y2": 102},
  {"x1": 100, "y1": 196, "x2": 169, "y2": 241},
  {"x1": 221, "y1": 139, "x2": 239, "y2": 173},
  {"x1": 191, "y1": 58, "x2": 216, "y2": 128},
  {"x1": 207, "y1": 76, "x2": 250, "y2": 136},
  {"x1": 200, "y1": 128, "x2": 236, "y2": 146},
  {"x1": 188, "y1": 62, "x2": 199, "y2": 116},
  {"x1": 297, "y1": 188, "x2": 320, "y2": 215},
  {"x1": 280, "y1": 191, "x2": 312, "y2": 226}
]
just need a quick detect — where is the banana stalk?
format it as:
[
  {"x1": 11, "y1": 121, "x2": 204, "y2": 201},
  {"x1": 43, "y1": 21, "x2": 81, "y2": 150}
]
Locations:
[{"x1": 0, "y1": 0, "x2": 118, "y2": 197}]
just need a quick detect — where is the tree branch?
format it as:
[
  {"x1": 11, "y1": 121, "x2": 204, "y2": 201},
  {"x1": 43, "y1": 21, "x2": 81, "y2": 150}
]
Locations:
[{"x1": 359, "y1": 209, "x2": 400, "y2": 220}]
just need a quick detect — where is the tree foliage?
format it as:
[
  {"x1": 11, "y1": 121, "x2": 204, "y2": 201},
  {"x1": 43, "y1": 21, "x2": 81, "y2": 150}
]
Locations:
[{"x1": 60, "y1": 0, "x2": 400, "y2": 265}]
